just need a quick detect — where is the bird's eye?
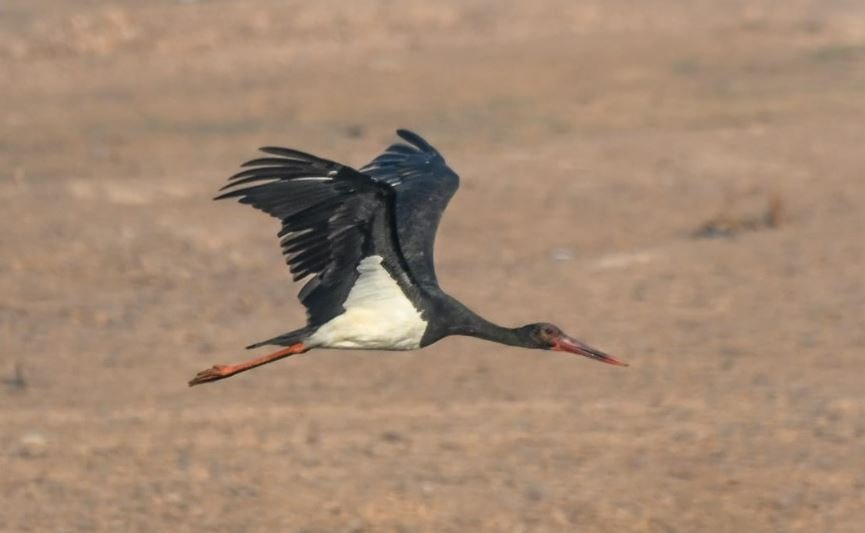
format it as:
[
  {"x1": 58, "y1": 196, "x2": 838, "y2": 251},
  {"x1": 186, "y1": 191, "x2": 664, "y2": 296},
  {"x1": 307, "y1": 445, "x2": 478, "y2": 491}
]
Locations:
[{"x1": 542, "y1": 326, "x2": 556, "y2": 337}]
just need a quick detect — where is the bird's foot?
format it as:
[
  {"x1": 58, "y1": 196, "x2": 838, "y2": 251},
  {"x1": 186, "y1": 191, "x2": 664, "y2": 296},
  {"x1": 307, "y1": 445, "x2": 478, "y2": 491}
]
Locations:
[
  {"x1": 187, "y1": 343, "x2": 307, "y2": 387},
  {"x1": 188, "y1": 364, "x2": 235, "y2": 387}
]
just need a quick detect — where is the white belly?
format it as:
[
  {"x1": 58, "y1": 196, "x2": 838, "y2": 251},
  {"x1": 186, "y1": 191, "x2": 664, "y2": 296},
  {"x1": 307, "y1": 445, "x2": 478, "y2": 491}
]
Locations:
[{"x1": 307, "y1": 255, "x2": 427, "y2": 350}]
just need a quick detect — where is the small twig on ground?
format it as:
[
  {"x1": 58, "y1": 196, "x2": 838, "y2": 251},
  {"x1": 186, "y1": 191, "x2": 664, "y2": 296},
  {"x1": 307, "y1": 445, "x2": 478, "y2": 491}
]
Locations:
[{"x1": 693, "y1": 193, "x2": 785, "y2": 239}]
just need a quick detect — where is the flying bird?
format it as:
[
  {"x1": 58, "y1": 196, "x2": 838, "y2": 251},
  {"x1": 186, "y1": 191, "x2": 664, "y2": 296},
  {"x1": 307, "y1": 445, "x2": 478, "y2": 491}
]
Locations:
[{"x1": 189, "y1": 130, "x2": 626, "y2": 386}]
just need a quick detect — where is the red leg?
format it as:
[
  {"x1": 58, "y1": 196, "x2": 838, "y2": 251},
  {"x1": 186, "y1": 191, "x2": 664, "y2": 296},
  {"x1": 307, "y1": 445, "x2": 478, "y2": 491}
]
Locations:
[{"x1": 188, "y1": 343, "x2": 307, "y2": 386}]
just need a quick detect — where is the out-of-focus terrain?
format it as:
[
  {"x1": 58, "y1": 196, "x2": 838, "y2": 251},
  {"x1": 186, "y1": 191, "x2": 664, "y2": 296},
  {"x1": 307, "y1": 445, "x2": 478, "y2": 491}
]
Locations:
[{"x1": 2, "y1": 1, "x2": 865, "y2": 531}]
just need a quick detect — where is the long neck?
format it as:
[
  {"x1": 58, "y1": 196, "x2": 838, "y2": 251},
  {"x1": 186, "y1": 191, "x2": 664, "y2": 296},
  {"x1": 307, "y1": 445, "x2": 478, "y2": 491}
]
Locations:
[
  {"x1": 438, "y1": 297, "x2": 526, "y2": 347},
  {"x1": 462, "y1": 317, "x2": 525, "y2": 347}
]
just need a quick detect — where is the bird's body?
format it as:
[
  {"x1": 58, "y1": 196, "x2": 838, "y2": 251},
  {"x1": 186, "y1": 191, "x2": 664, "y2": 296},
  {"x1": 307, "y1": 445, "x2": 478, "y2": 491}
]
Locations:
[
  {"x1": 306, "y1": 254, "x2": 427, "y2": 350},
  {"x1": 190, "y1": 130, "x2": 625, "y2": 386}
]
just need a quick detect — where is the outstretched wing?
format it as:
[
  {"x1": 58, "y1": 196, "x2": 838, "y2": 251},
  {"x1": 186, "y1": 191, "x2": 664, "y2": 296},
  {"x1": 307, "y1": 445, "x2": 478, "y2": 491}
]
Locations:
[
  {"x1": 360, "y1": 129, "x2": 460, "y2": 288},
  {"x1": 215, "y1": 146, "x2": 410, "y2": 327}
]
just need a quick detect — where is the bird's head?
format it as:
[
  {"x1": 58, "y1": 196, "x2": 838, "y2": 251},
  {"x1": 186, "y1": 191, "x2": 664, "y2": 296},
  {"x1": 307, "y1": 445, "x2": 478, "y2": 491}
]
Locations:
[{"x1": 517, "y1": 323, "x2": 628, "y2": 366}]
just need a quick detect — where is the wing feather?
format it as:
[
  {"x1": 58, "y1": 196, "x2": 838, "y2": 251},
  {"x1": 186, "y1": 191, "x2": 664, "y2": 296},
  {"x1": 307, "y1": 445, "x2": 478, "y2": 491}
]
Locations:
[
  {"x1": 216, "y1": 147, "x2": 401, "y2": 326},
  {"x1": 216, "y1": 129, "x2": 457, "y2": 327},
  {"x1": 360, "y1": 129, "x2": 460, "y2": 287}
]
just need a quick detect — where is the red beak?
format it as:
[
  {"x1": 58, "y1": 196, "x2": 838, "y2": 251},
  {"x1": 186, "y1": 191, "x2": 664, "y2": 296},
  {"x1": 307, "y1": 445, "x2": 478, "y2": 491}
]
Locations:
[{"x1": 552, "y1": 335, "x2": 628, "y2": 367}]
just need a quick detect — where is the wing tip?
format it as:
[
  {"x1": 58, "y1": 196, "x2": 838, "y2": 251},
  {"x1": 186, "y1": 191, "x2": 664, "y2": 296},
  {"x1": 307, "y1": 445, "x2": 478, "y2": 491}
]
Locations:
[
  {"x1": 213, "y1": 188, "x2": 244, "y2": 201},
  {"x1": 395, "y1": 128, "x2": 436, "y2": 153}
]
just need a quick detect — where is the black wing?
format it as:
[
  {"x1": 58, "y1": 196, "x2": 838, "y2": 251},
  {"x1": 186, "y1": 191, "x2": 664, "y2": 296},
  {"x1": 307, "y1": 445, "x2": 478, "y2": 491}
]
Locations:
[
  {"x1": 360, "y1": 129, "x2": 460, "y2": 288},
  {"x1": 215, "y1": 146, "x2": 411, "y2": 327}
]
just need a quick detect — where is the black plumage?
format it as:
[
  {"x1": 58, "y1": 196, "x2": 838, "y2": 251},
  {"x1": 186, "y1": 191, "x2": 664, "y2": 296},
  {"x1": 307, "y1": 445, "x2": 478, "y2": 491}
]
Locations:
[
  {"x1": 214, "y1": 131, "x2": 440, "y2": 332},
  {"x1": 360, "y1": 129, "x2": 460, "y2": 288},
  {"x1": 189, "y1": 129, "x2": 626, "y2": 387}
]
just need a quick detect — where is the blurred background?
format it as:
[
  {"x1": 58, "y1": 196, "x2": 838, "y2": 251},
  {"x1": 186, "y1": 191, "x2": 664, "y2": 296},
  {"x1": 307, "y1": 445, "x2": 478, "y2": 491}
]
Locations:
[{"x1": 2, "y1": 1, "x2": 865, "y2": 531}]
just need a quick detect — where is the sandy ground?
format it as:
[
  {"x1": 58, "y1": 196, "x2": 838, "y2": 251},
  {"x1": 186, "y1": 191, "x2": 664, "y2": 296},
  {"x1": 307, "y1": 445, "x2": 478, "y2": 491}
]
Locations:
[{"x1": 2, "y1": 1, "x2": 865, "y2": 531}]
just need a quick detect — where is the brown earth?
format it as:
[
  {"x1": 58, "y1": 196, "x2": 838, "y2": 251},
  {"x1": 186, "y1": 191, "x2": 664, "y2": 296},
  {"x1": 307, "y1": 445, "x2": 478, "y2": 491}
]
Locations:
[{"x1": 2, "y1": 1, "x2": 865, "y2": 531}]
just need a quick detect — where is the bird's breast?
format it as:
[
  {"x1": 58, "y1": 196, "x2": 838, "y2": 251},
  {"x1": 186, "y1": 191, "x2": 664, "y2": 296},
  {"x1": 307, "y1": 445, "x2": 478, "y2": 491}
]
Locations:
[{"x1": 306, "y1": 255, "x2": 427, "y2": 350}]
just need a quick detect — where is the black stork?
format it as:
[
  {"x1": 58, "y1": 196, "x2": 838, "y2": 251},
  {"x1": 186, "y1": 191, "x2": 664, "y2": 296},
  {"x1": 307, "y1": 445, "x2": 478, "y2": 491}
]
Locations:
[{"x1": 189, "y1": 129, "x2": 626, "y2": 386}]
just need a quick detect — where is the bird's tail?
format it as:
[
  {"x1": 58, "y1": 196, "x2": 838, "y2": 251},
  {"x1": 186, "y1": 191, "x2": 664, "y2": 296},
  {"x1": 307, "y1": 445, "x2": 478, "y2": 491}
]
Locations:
[{"x1": 245, "y1": 327, "x2": 312, "y2": 350}]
